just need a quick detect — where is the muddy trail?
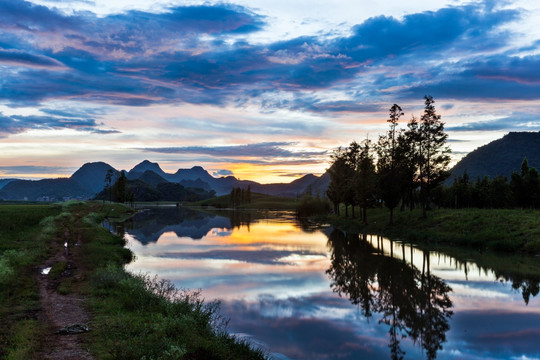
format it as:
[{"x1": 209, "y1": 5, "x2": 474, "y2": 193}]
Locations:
[{"x1": 36, "y1": 210, "x2": 93, "y2": 360}]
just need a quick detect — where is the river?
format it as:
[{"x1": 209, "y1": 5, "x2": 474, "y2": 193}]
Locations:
[{"x1": 109, "y1": 205, "x2": 540, "y2": 360}]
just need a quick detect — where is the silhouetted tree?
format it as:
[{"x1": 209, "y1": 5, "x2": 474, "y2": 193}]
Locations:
[
  {"x1": 355, "y1": 139, "x2": 377, "y2": 224},
  {"x1": 378, "y1": 104, "x2": 406, "y2": 224},
  {"x1": 511, "y1": 158, "x2": 540, "y2": 208},
  {"x1": 327, "y1": 147, "x2": 350, "y2": 215},
  {"x1": 401, "y1": 115, "x2": 421, "y2": 211},
  {"x1": 104, "y1": 168, "x2": 114, "y2": 203},
  {"x1": 417, "y1": 96, "x2": 451, "y2": 218},
  {"x1": 116, "y1": 171, "x2": 127, "y2": 203}
]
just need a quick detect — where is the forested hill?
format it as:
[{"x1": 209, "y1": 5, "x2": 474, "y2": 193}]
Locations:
[{"x1": 450, "y1": 132, "x2": 540, "y2": 181}]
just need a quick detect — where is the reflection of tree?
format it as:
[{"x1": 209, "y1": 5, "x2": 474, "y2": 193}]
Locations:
[
  {"x1": 432, "y1": 250, "x2": 540, "y2": 306},
  {"x1": 327, "y1": 232, "x2": 377, "y2": 317},
  {"x1": 116, "y1": 207, "x2": 256, "y2": 244},
  {"x1": 326, "y1": 230, "x2": 453, "y2": 360},
  {"x1": 227, "y1": 210, "x2": 253, "y2": 231},
  {"x1": 509, "y1": 274, "x2": 540, "y2": 305}
]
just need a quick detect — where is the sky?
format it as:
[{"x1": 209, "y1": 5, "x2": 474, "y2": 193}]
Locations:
[{"x1": 1, "y1": 0, "x2": 540, "y2": 183}]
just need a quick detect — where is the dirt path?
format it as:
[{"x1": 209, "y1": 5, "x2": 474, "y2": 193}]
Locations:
[{"x1": 36, "y1": 213, "x2": 93, "y2": 360}]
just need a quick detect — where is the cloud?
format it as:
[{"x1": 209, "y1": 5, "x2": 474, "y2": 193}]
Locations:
[
  {"x1": 0, "y1": 111, "x2": 118, "y2": 136},
  {"x1": 404, "y1": 54, "x2": 540, "y2": 101},
  {"x1": 0, "y1": 49, "x2": 65, "y2": 68},
  {"x1": 213, "y1": 169, "x2": 234, "y2": 177},
  {"x1": 0, "y1": 0, "x2": 530, "y2": 112},
  {"x1": 141, "y1": 142, "x2": 327, "y2": 159},
  {"x1": 339, "y1": 4, "x2": 519, "y2": 62},
  {"x1": 448, "y1": 113, "x2": 540, "y2": 131},
  {"x1": 0, "y1": 165, "x2": 71, "y2": 174}
]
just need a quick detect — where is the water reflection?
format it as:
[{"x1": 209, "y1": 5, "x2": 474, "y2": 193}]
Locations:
[
  {"x1": 114, "y1": 207, "x2": 540, "y2": 360},
  {"x1": 120, "y1": 207, "x2": 244, "y2": 244},
  {"x1": 327, "y1": 230, "x2": 453, "y2": 360}
]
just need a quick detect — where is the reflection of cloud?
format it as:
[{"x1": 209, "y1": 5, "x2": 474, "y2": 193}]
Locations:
[
  {"x1": 160, "y1": 249, "x2": 326, "y2": 265},
  {"x1": 448, "y1": 311, "x2": 540, "y2": 358},
  {"x1": 220, "y1": 295, "x2": 399, "y2": 360}
]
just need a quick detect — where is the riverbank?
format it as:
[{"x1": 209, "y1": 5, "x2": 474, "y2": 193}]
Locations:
[
  {"x1": 0, "y1": 201, "x2": 267, "y2": 359},
  {"x1": 316, "y1": 207, "x2": 540, "y2": 254},
  {"x1": 189, "y1": 192, "x2": 299, "y2": 210}
]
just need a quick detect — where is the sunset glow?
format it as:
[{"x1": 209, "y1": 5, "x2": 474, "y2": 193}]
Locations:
[{"x1": 1, "y1": 0, "x2": 540, "y2": 182}]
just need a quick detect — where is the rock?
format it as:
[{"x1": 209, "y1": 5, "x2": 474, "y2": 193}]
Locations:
[{"x1": 55, "y1": 323, "x2": 89, "y2": 335}]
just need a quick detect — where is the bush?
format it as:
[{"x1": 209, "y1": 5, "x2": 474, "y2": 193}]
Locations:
[{"x1": 92, "y1": 263, "x2": 127, "y2": 291}]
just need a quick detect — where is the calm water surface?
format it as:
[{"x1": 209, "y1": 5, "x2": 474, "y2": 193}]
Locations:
[{"x1": 113, "y1": 206, "x2": 540, "y2": 360}]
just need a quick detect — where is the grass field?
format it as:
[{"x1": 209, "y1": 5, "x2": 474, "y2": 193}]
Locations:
[
  {"x1": 320, "y1": 206, "x2": 540, "y2": 254},
  {"x1": 0, "y1": 201, "x2": 267, "y2": 360},
  {"x1": 0, "y1": 203, "x2": 61, "y2": 358}
]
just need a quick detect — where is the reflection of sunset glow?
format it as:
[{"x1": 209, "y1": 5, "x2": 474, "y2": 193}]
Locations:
[
  {"x1": 122, "y1": 210, "x2": 540, "y2": 360},
  {"x1": 126, "y1": 219, "x2": 331, "y2": 301}
]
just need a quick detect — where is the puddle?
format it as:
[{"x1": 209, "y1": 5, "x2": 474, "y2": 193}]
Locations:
[{"x1": 41, "y1": 267, "x2": 51, "y2": 275}]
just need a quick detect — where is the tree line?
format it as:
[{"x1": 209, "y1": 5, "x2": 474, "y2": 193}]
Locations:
[
  {"x1": 439, "y1": 158, "x2": 540, "y2": 209},
  {"x1": 229, "y1": 186, "x2": 252, "y2": 207},
  {"x1": 327, "y1": 95, "x2": 451, "y2": 224}
]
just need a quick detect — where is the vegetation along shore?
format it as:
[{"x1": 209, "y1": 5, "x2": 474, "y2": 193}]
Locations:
[
  {"x1": 0, "y1": 201, "x2": 266, "y2": 360},
  {"x1": 298, "y1": 96, "x2": 540, "y2": 255}
]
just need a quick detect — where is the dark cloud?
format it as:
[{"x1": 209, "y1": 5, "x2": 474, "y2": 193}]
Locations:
[
  {"x1": 339, "y1": 5, "x2": 519, "y2": 62},
  {"x1": 448, "y1": 113, "x2": 540, "y2": 131},
  {"x1": 0, "y1": 0, "x2": 534, "y2": 113},
  {"x1": 404, "y1": 54, "x2": 540, "y2": 101},
  {"x1": 0, "y1": 49, "x2": 64, "y2": 68},
  {"x1": 0, "y1": 111, "x2": 117, "y2": 136},
  {"x1": 0, "y1": 165, "x2": 71, "y2": 174},
  {"x1": 141, "y1": 142, "x2": 327, "y2": 159}
]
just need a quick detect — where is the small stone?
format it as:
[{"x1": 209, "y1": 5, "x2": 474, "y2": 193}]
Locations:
[{"x1": 55, "y1": 323, "x2": 90, "y2": 335}]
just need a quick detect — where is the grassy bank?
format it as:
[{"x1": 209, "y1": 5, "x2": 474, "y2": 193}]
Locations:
[
  {"x1": 0, "y1": 201, "x2": 266, "y2": 359},
  {"x1": 190, "y1": 192, "x2": 299, "y2": 210},
  {"x1": 0, "y1": 203, "x2": 61, "y2": 358},
  {"x1": 318, "y1": 207, "x2": 540, "y2": 254}
]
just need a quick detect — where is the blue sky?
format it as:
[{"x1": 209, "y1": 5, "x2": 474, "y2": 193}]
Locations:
[{"x1": 1, "y1": 0, "x2": 539, "y2": 182}]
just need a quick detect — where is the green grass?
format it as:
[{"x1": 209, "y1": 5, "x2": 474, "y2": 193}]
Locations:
[
  {"x1": 1, "y1": 201, "x2": 266, "y2": 359},
  {"x1": 189, "y1": 192, "x2": 299, "y2": 210},
  {"x1": 320, "y1": 206, "x2": 540, "y2": 254},
  {"x1": 78, "y1": 206, "x2": 266, "y2": 359},
  {"x1": 0, "y1": 203, "x2": 61, "y2": 359}
]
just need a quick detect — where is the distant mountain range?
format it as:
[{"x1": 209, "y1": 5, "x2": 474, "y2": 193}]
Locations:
[
  {"x1": 2, "y1": 131, "x2": 538, "y2": 201},
  {"x1": 0, "y1": 160, "x2": 330, "y2": 201},
  {"x1": 449, "y1": 132, "x2": 540, "y2": 182}
]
